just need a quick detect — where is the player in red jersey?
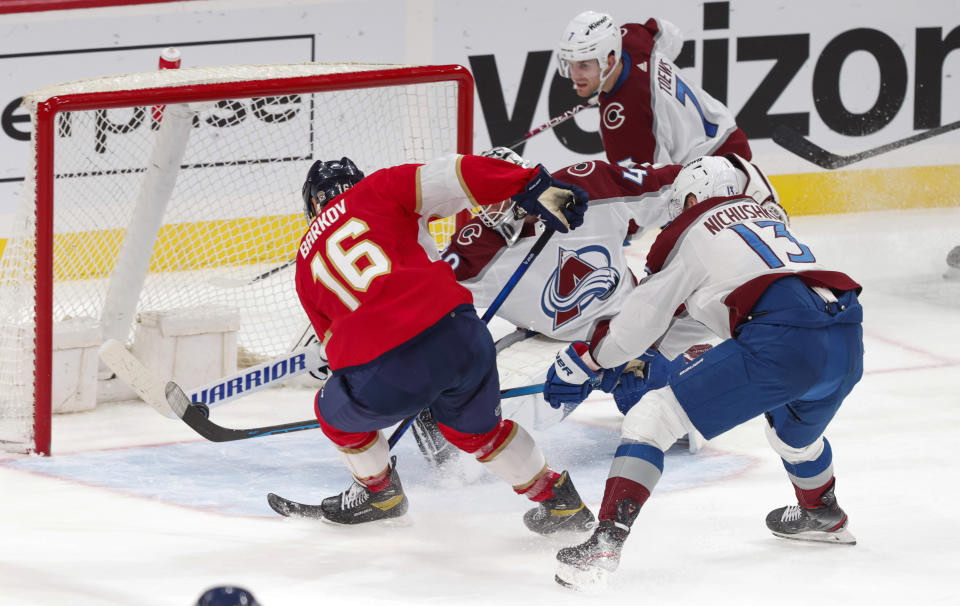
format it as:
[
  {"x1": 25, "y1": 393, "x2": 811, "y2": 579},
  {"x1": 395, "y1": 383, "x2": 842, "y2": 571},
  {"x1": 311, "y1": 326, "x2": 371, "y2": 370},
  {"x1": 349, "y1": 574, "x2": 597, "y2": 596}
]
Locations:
[
  {"x1": 557, "y1": 11, "x2": 751, "y2": 168},
  {"x1": 293, "y1": 153, "x2": 595, "y2": 534}
]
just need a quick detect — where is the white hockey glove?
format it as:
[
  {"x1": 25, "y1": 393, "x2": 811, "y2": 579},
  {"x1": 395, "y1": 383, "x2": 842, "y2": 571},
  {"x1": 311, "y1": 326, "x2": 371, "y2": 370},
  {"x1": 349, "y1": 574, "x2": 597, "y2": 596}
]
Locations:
[
  {"x1": 293, "y1": 324, "x2": 331, "y2": 382},
  {"x1": 512, "y1": 165, "x2": 588, "y2": 233},
  {"x1": 762, "y1": 199, "x2": 790, "y2": 226}
]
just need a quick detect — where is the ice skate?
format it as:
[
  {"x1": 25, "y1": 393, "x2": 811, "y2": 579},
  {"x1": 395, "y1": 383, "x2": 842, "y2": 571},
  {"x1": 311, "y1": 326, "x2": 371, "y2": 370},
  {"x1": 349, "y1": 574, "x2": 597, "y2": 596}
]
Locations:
[
  {"x1": 320, "y1": 456, "x2": 409, "y2": 524},
  {"x1": 766, "y1": 483, "x2": 856, "y2": 544},
  {"x1": 554, "y1": 520, "x2": 629, "y2": 590},
  {"x1": 523, "y1": 470, "x2": 595, "y2": 535}
]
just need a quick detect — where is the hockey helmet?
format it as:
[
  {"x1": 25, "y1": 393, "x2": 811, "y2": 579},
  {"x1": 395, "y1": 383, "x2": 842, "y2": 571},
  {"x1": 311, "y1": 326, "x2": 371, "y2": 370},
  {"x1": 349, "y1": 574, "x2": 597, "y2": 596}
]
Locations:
[
  {"x1": 476, "y1": 147, "x2": 531, "y2": 246},
  {"x1": 302, "y1": 157, "x2": 365, "y2": 219},
  {"x1": 668, "y1": 156, "x2": 747, "y2": 220},
  {"x1": 557, "y1": 11, "x2": 622, "y2": 93}
]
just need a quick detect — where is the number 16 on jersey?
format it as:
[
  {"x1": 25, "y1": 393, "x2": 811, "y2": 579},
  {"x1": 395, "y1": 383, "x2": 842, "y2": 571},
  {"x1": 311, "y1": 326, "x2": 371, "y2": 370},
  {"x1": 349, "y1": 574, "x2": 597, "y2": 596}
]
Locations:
[{"x1": 310, "y1": 218, "x2": 391, "y2": 310}]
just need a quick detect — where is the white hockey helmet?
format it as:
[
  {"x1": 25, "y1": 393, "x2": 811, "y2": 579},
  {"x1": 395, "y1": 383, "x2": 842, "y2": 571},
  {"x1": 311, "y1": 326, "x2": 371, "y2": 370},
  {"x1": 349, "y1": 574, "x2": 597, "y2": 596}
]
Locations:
[
  {"x1": 668, "y1": 156, "x2": 747, "y2": 220},
  {"x1": 477, "y1": 147, "x2": 531, "y2": 245},
  {"x1": 557, "y1": 11, "x2": 622, "y2": 94}
]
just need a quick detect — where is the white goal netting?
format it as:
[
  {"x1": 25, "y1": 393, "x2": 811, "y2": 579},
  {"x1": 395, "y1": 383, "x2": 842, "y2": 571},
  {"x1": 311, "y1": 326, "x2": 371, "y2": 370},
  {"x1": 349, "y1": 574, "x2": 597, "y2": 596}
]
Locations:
[{"x1": 0, "y1": 62, "x2": 470, "y2": 454}]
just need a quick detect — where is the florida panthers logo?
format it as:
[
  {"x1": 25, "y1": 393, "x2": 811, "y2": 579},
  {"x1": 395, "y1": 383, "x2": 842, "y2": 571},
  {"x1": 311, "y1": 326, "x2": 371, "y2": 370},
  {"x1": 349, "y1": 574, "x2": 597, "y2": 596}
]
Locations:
[{"x1": 541, "y1": 246, "x2": 620, "y2": 329}]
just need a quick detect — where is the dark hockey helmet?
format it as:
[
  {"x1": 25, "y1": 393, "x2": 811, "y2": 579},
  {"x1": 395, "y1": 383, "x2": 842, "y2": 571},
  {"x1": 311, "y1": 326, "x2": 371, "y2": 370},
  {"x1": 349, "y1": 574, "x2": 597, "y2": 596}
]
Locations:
[
  {"x1": 302, "y1": 157, "x2": 365, "y2": 219},
  {"x1": 194, "y1": 585, "x2": 260, "y2": 606}
]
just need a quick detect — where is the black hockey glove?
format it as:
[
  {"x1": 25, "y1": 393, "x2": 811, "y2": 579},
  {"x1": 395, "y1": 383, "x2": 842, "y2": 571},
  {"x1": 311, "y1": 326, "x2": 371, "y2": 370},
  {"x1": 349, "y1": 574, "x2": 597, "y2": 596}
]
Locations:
[{"x1": 511, "y1": 165, "x2": 588, "y2": 233}]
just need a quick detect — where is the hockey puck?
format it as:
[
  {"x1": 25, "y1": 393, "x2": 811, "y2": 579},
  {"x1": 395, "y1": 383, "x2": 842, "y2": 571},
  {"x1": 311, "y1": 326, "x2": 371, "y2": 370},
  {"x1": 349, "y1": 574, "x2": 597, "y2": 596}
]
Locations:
[
  {"x1": 191, "y1": 402, "x2": 210, "y2": 419},
  {"x1": 946, "y1": 245, "x2": 960, "y2": 269}
]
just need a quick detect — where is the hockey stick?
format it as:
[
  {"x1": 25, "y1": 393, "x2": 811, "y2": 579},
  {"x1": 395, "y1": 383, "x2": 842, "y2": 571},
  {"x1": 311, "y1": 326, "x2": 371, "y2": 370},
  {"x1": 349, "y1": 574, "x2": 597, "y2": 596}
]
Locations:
[
  {"x1": 99, "y1": 338, "x2": 327, "y2": 418},
  {"x1": 98, "y1": 339, "x2": 178, "y2": 418},
  {"x1": 103, "y1": 335, "x2": 544, "y2": 443},
  {"x1": 164, "y1": 380, "x2": 544, "y2": 443},
  {"x1": 389, "y1": 227, "x2": 556, "y2": 453},
  {"x1": 393, "y1": 229, "x2": 555, "y2": 460},
  {"x1": 481, "y1": 227, "x2": 555, "y2": 323},
  {"x1": 107, "y1": 226, "x2": 555, "y2": 441},
  {"x1": 199, "y1": 229, "x2": 555, "y2": 447},
  {"x1": 503, "y1": 100, "x2": 597, "y2": 151},
  {"x1": 772, "y1": 120, "x2": 960, "y2": 170},
  {"x1": 208, "y1": 258, "x2": 296, "y2": 289}
]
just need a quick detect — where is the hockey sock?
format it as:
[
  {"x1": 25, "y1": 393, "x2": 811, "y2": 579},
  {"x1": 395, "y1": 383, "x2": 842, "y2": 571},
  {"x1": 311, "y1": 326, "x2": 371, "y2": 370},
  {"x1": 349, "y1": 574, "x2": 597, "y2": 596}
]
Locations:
[
  {"x1": 439, "y1": 419, "x2": 555, "y2": 498},
  {"x1": 316, "y1": 412, "x2": 391, "y2": 491},
  {"x1": 598, "y1": 476, "x2": 651, "y2": 522},
  {"x1": 597, "y1": 440, "x2": 661, "y2": 520},
  {"x1": 794, "y1": 477, "x2": 837, "y2": 509},
  {"x1": 517, "y1": 468, "x2": 561, "y2": 502}
]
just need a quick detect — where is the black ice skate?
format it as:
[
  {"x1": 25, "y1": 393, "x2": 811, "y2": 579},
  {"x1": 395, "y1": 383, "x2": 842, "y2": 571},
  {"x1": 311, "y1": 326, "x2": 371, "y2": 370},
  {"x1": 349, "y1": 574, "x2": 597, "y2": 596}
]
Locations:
[
  {"x1": 766, "y1": 482, "x2": 856, "y2": 545},
  {"x1": 523, "y1": 470, "x2": 595, "y2": 535},
  {"x1": 410, "y1": 408, "x2": 459, "y2": 468},
  {"x1": 554, "y1": 498, "x2": 640, "y2": 590},
  {"x1": 320, "y1": 456, "x2": 409, "y2": 524}
]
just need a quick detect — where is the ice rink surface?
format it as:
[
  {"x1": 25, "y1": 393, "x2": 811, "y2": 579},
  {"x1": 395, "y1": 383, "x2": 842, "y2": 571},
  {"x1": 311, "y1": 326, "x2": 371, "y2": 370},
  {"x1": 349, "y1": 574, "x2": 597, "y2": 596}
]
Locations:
[{"x1": 2, "y1": 208, "x2": 959, "y2": 605}]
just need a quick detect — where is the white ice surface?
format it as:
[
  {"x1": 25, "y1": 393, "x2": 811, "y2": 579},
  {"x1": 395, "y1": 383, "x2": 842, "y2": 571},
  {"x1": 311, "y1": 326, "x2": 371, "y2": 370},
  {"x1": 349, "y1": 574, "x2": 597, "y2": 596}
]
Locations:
[{"x1": 2, "y1": 208, "x2": 960, "y2": 606}]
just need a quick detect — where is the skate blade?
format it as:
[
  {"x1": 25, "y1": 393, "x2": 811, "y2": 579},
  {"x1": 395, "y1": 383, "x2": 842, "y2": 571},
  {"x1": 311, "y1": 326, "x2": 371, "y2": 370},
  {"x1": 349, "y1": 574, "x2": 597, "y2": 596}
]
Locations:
[
  {"x1": 771, "y1": 526, "x2": 856, "y2": 545},
  {"x1": 319, "y1": 513, "x2": 413, "y2": 528},
  {"x1": 554, "y1": 563, "x2": 609, "y2": 592},
  {"x1": 530, "y1": 520, "x2": 598, "y2": 537}
]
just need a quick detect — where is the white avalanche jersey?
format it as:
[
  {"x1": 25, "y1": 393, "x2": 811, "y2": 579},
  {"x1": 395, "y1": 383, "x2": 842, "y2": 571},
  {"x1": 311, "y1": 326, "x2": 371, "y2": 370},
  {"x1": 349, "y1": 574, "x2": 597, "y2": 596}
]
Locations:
[
  {"x1": 591, "y1": 195, "x2": 860, "y2": 369},
  {"x1": 443, "y1": 161, "x2": 681, "y2": 341},
  {"x1": 598, "y1": 22, "x2": 751, "y2": 168}
]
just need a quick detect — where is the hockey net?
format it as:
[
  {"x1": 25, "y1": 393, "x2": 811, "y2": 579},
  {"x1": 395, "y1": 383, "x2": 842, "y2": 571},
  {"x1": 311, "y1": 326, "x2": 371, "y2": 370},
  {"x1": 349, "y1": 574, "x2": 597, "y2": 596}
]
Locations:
[{"x1": 0, "y1": 62, "x2": 472, "y2": 455}]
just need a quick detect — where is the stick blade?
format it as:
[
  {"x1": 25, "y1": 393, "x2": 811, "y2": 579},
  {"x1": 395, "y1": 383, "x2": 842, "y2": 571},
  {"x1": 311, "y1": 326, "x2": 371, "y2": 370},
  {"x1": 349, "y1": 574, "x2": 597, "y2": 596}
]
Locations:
[
  {"x1": 98, "y1": 339, "x2": 176, "y2": 418},
  {"x1": 164, "y1": 381, "x2": 192, "y2": 419}
]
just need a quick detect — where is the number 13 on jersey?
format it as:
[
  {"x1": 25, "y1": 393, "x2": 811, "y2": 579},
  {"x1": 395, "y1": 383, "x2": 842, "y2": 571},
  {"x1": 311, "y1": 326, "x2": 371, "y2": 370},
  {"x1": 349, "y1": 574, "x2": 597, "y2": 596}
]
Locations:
[
  {"x1": 730, "y1": 221, "x2": 815, "y2": 269},
  {"x1": 310, "y1": 218, "x2": 392, "y2": 309}
]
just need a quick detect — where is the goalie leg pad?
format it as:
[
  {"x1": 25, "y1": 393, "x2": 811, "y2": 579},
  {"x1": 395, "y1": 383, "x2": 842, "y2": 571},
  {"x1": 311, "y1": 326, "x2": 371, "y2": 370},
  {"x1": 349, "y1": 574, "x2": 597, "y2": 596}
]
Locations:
[{"x1": 499, "y1": 393, "x2": 565, "y2": 430}]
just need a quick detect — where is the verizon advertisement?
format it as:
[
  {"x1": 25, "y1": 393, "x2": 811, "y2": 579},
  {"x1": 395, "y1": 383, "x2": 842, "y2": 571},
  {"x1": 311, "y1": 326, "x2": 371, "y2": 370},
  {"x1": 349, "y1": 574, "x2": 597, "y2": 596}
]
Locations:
[{"x1": 1, "y1": 0, "x2": 958, "y2": 227}]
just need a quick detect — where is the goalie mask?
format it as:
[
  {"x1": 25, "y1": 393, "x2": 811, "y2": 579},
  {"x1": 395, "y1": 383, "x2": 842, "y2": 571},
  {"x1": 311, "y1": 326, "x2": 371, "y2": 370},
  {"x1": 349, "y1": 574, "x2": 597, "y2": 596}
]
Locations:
[
  {"x1": 302, "y1": 157, "x2": 365, "y2": 219},
  {"x1": 668, "y1": 156, "x2": 747, "y2": 220},
  {"x1": 557, "y1": 11, "x2": 622, "y2": 95},
  {"x1": 477, "y1": 147, "x2": 531, "y2": 246}
]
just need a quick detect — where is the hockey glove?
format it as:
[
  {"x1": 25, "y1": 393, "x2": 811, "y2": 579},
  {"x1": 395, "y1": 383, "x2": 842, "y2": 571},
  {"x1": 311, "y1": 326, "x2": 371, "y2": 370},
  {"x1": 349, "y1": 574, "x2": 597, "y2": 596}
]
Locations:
[
  {"x1": 512, "y1": 165, "x2": 588, "y2": 233},
  {"x1": 544, "y1": 342, "x2": 602, "y2": 418},
  {"x1": 607, "y1": 349, "x2": 686, "y2": 414},
  {"x1": 761, "y1": 199, "x2": 790, "y2": 226},
  {"x1": 311, "y1": 363, "x2": 331, "y2": 382}
]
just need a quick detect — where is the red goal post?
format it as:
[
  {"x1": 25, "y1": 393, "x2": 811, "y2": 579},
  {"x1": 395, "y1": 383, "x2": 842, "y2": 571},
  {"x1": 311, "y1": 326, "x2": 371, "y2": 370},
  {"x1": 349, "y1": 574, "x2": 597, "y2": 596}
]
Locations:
[{"x1": 0, "y1": 62, "x2": 473, "y2": 455}]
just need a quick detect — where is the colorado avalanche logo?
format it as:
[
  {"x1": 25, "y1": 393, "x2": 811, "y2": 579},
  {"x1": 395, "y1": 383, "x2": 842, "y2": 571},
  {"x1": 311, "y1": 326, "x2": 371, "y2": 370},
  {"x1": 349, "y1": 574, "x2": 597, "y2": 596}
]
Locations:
[
  {"x1": 603, "y1": 102, "x2": 626, "y2": 129},
  {"x1": 541, "y1": 246, "x2": 620, "y2": 330},
  {"x1": 564, "y1": 162, "x2": 597, "y2": 178}
]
